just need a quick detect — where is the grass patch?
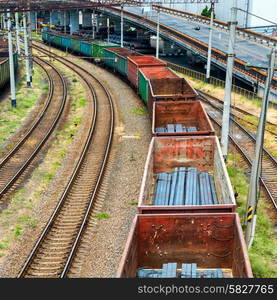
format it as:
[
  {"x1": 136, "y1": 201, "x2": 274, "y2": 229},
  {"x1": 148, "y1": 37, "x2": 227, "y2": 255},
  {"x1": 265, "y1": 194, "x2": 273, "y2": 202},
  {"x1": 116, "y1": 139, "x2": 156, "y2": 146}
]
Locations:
[
  {"x1": 0, "y1": 50, "x2": 88, "y2": 261},
  {"x1": 92, "y1": 213, "x2": 111, "y2": 220},
  {"x1": 0, "y1": 243, "x2": 7, "y2": 250},
  {"x1": 0, "y1": 62, "x2": 48, "y2": 151},
  {"x1": 129, "y1": 201, "x2": 138, "y2": 206},
  {"x1": 227, "y1": 154, "x2": 277, "y2": 278},
  {"x1": 13, "y1": 225, "x2": 23, "y2": 239},
  {"x1": 79, "y1": 97, "x2": 86, "y2": 108},
  {"x1": 126, "y1": 107, "x2": 148, "y2": 115}
]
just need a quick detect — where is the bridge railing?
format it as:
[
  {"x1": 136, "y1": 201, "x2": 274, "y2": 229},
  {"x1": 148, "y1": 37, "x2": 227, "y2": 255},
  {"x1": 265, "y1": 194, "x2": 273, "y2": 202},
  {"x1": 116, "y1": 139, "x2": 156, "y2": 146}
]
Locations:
[
  {"x1": 153, "y1": 4, "x2": 277, "y2": 47},
  {"x1": 105, "y1": 7, "x2": 277, "y2": 90},
  {"x1": 167, "y1": 62, "x2": 260, "y2": 101}
]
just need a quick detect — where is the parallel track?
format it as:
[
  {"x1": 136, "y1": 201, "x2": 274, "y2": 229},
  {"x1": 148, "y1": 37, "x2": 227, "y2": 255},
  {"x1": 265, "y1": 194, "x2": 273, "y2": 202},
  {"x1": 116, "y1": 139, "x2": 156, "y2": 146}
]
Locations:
[
  {"x1": 0, "y1": 57, "x2": 67, "y2": 202},
  {"x1": 197, "y1": 90, "x2": 277, "y2": 136},
  {"x1": 200, "y1": 95, "x2": 277, "y2": 212},
  {"x1": 18, "y1": 44, "x2": 114, "y2": 278}
]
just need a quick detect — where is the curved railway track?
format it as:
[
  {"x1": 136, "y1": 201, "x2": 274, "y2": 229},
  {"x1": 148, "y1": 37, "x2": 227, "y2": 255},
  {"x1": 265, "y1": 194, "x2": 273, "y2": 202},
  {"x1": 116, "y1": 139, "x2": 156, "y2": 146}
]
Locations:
[
  {"x1": 200, "y1": 94, "x2": 277, "y2": 212},
  {"x1": 18, "y1": 44, "x2": 114, "y2": 278},
  {"x1": 197, "y1": 90, "x2": 277, "y2": 136},
  {"x1": 0, "y1": 57, "x2": 67, "y2": 202}
]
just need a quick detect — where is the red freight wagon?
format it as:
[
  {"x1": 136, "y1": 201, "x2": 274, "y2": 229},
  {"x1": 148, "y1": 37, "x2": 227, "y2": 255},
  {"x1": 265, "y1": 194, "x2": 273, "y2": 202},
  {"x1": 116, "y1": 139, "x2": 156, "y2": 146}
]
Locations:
[
  {"x1": 138, "y1": 66, "x2": 178, "y2": 110},
  {"x1": 117, "y1": 213, "x2": 253, "y2": 278},
  {"x1": 127, "y1": 56, "x2": 167, "y2": 89},
  {"x1": 139, "y1": 66, "x2": 177, "y2": 80},
  {"x1": 147, "y1": 77, "x2": 198, "y2": 115},
  {"x1": 152, "y1": 100, "x2": 215, "y2": 136},
  {"x1": 138, "y1": 136, "x2": 236, "y2": 214}
]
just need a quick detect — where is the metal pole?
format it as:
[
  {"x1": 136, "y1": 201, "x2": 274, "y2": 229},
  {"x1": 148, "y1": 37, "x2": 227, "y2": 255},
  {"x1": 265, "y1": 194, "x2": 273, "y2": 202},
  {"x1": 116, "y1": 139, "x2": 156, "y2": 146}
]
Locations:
[
  {"x1": 15, "y1": 12, "x2": 21, "y2": 56},
  {"x1": 156, "y1": 8, "x2": 160, "y2": 58},
  {"x1": 64, "y1": 11, "x2": 66, "y2": 34},
  {"x1": 221, "y1": 2, "x2": 237, "y2": 161},
  {"x1": 245, "y1": 47, "x2": 276, "y2": 248},
  {"x1": 206, "y1": 2, "x2": 214, "y2": 83},
  {"x1": 92, "y1": 9, "x2": 95, "y2": 39},
  {"x1": 50, "y1": 11, "x2": 52, "y2": 29},
  {"x1": 28, "y1": 11, "x2": 33, "y2": 80},
  {"x1": 7, "y1": 12, "x2": 17, "y2": 107},
  {"x1": 35, "y1": 12, "x2": 38, "y2": 34},
  {"x1": 120, "y1": 4, "x2": 124, "y2": 47},
  {"x1": 107, "y1": 17, "x2": 110, "y2": 43},
  {"x1": 2, "y1": 13, "x2": 7, "y2": 30},
  {"x1": 23, "y1": 13, "x2": 31, "y2": 88}
]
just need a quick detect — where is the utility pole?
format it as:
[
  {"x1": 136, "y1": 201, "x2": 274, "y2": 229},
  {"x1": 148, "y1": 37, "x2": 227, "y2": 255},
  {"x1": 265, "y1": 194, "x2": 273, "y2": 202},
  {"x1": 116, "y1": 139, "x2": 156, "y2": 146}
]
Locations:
[
  {"x1": 7, "y1": 11, "x2": 17, "y2": 107},
  {"x1": 120, "y1": 3, "x2": 124, "y2": 47},
  {"x1": 64, "y1": 11, "x2": 66, "y2": 34},
  {"x1": 156, "y1": 7, "x2": 160, "y2": 58},
  {"x1": 205, "y1": 0, "x2": 215, "y2": 83},
  {"x1": 15, "y1": 12, "x2": 21, "y2": 56},
  {"x1": 35, "y1": 12, "x2": 38, "y2": 34},
  {"x1": 23, "y1": 12, "x2": 32, "y2": 88},
  {"x1": 221, "y1": 1, "x2": 238, "y2": 161},
  {"x1": 92, "y1": 9, "x2": 95, "y2": 39},
  {"x1": 28, "y1": 11, "x2": 33, "y2": 80},
  {"x1": 107, "y1": 17, "x2": 110, "y2": 43},
  {"x1": 245, "y1": 47, "x2": 277, "y2": 248}
]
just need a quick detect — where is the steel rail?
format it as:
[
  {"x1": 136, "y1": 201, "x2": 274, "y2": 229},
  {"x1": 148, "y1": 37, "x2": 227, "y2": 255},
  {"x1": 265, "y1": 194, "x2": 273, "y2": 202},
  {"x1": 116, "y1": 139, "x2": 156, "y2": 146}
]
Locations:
[
  {"x1": 0, "y1": 59, "x2": 53, "y2": 167},
  {"x1": 197, "y1": 89, "x2": 277, "y2": 136},
  {"x1": 0, "y1": 57, "x2": 67, "y2": 198},
  {"x1": 18, "y1": 43, "x2": 114, "y2": 278},
  {"x1": 200, "y1": 94, "x2": 277, "y2": 211}
]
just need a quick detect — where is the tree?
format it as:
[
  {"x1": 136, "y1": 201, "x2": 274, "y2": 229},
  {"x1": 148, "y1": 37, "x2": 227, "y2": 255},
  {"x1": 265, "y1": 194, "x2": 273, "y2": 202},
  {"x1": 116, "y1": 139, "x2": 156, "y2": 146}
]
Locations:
[{"x1": 201, "y1": 5, "x2": 215, "y2": 18}]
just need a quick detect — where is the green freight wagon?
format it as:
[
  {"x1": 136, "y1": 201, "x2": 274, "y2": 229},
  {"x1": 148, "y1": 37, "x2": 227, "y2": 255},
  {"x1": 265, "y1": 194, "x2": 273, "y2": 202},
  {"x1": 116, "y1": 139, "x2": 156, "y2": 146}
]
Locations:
[
  {"x1": 80, "y1": 41, "x2": 93, "y2": 57},
  {"x1": 92, "y1": 41, "x2": 120, "y2": 59},
  {"x1": 71, "y1": 37, "x2": 81, "y2": 54},
  {"x1": 115, "y1": 50, "x2": 143, "y2": 77},
  {"x1": 50, "y1": 34, "x2": 62, "y2": 47},
  {"x1": 0, "y1": 53, "x2": 18, "y2": 88},
  {"x1": 0, "y1": 57, "x2": 9, "y2": 88},
  {"x1": 61, "y1": 36, "x2": 72, "y2": 50},
  {"x1": 138, "y1": 70, "x2": 149, "y2": 105},
  {"x1": 13, "y1": 52, "x2": 18, "y2": 70},
  {"x1": 116, "y1": 53, "x2": 128, "y2": 76},
  {"x1": 41, "y1": 31, "x2": 48, "y2": 43},
  {"x1": 103, "y1": 47, "x2": 135, "y2": 71},
  {"x1": 103, "y1": 48, "x2": 121, "y2": 69}
]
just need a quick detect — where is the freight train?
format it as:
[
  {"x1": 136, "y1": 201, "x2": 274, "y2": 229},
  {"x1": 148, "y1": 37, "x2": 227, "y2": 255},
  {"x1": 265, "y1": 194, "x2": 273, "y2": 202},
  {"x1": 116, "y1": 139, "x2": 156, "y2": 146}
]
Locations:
[
  {"x1": 0, "y1": 53, "x2": 18, "y2": 90},
  {"x1": 42, "y1": 31, "x2": 253, "y2": 278}
]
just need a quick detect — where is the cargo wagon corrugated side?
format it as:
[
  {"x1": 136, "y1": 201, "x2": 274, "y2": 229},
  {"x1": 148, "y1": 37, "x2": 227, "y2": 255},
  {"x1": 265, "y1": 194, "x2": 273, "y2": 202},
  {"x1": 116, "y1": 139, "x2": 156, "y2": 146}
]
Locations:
[
  {"x1": 138, "y1": 136, "x2": 236, "y2": 214},
  {"x1": 152, "y1": 100, "x2": 215, "y2": 136},
  {"x1": 117, "y1": 213, "x2": 253, "y2": 278}
]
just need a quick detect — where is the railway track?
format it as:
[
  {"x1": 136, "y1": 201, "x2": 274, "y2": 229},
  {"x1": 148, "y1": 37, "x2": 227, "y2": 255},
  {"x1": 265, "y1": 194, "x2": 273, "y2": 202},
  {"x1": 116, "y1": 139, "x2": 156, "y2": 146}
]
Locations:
[
  {"x1": 0, "y1": 57, "x2": 67, "y2": 203},
  {"x1": 197, "y1": 90, "x2": 277, "y2": 136},
  {"x1": 18, "y1": 44, "x2": 114, "y2": 278},
  {"x1": 200, "y1": 95, "x2": 277, "y2": 213}
]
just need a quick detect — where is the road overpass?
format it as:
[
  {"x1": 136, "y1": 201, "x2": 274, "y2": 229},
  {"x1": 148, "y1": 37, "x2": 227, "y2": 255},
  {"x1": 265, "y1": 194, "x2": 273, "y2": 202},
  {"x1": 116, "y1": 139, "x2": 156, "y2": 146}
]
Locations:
[{"x1": 98, "y1": 5, "x2": 277, "y2": 100}]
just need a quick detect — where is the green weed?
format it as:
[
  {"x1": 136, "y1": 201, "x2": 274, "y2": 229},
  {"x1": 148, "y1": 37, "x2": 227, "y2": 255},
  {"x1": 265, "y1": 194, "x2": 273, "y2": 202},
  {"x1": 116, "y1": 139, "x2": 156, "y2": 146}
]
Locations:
[
  {"x1": 13, "y1": 225, "x2": 23, "y2": 238},
  {"x1": 92, "y1": 213, "x2": 111, "y2": 220},
  {"x1": 227, "y1": 155, "x2": 277, "y2": 277},
  {"x1": 129, "y1": 107, "x2": 148, "y2": 115}
]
